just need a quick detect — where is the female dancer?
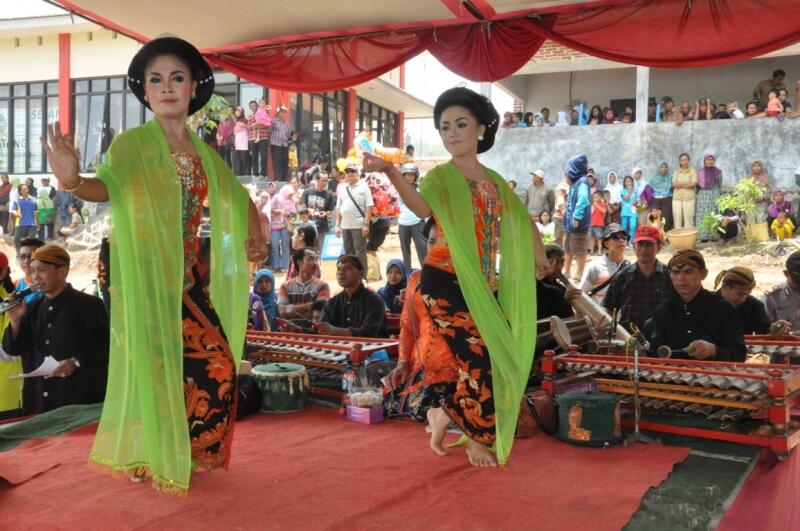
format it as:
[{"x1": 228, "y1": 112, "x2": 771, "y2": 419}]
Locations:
[
  {"x1": 371, "y1": 87, "x2": 547, "y2": 467},
  {"x1": 43, "y1": 36, "x2": 266, "y2": 494}
]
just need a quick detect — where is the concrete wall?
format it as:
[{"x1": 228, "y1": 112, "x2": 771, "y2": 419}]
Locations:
[
  {"x1": 70, "y1": 31, "x2": 141, "y2": 79},
  {"x1": 0, "y1": 30, "x2": 141, "y2": 84},
  {"x1": 0, "y1": 35, "x2": 59, "y2": 82},
  {"x1": 514, "y1": 55, "x2": 800, "y2": 116},
  {"x1": 479, "y1": 118, "x2": 800, "y2": 192}
]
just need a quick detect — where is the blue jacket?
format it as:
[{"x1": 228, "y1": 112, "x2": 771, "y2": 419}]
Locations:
[{"x1": 563, "y1": 154, "x2": 591, "y2": 233}]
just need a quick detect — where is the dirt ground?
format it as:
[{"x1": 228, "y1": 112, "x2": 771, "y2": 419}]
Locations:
[{"x1": 4, "y1": 231, "x2": 793, "y2": 300}]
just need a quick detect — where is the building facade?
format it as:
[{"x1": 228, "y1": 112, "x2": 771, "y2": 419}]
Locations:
[{"x1": 0, "y1": 11, "x2": 432, "y2": 178}]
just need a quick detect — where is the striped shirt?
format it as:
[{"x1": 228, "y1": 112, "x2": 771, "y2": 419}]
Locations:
[
  {"x1": 270, "y1": 116, "x2": 291, "y2": 147},
  {"x1": 278, "y1": 277, "x2": 330, "y2": 306}
]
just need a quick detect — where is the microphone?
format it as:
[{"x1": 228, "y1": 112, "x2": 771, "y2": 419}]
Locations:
[{"x1": 0, "y1": 287, "x2": 32, "y2": 314}]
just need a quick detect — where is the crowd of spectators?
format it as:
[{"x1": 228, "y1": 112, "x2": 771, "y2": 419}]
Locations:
[{"x1": 502, "y1": 69, "x2": 800, "y2": 128}]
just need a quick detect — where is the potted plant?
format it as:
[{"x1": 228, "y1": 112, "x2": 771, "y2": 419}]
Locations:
[{"x1": 715, "y1": 178, "x2": 769, "y2": 242}]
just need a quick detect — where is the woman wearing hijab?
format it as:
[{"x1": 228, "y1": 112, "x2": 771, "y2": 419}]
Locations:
[
  {"x1": 714, "y1": 267, "x2": 770, "y2": 335},
  {"x1": 364, "y1": 87, "x2": 547, "y2": 468},
  {"x1": 378, "y1": 259, "x2": 408, "y2": 314},
  {"x1": 747, "y1": 160, "x2": 770, "y2": 213},
  {"x1": 270, "y1": 184, "x2": 297, "y2": 271},
  {"x1": 44, "y1": 36, "x2": 266, "y2": 494},
  {"x1": 695, "y1": 153, "x2": 723, "y2": 241},
  {"x1": 253, "y1": 268, "x2": 279, "y2": 331}
]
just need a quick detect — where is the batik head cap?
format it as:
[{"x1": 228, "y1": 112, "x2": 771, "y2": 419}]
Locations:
[
  {"x1": 713, "y1": 266, "x2": 756, "y2": 291},
  {"x1": 337, "y1": 254, "x2": 365, "y2": 271},
  {"x1": 127, "y1": 35, "x2": 214, "y2": 115},
  {"x1": 32, "y1": 244, "x2": 70, "y2": 267},
  {"x1": 668, "y1": 249, "x2": 706, "y2": 271},
  {"x1": 433, "y1": 87, "x2": 499, "y2": 154}
]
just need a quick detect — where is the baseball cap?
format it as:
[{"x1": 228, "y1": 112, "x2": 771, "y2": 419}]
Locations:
[
  {"x1": 786, "y1": 251, "x2": 800, "y2": 276},
  {"x1": 633, "y1": 225, "x2": 661, "y2": 244},
  {"x1": 344, "y1": 160, "x2": 359, "y2": 171},
  {"x1": 602, "y1": 223, "x2": 628, "y2": 240},
  {"x1": 530, "y1": 169, "x2": 544, "y2": 178}
]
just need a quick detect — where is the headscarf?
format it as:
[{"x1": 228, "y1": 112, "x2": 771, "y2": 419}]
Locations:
[
  {"x1": 749, "y1": 160, "x2": 770, "y2": 189},
  {"x1": 697, "y1": 153, "x2": 721, "y2": 190},
  {"x1": 382, "y1": 259, "x2": 408, "y2": 313},
  {"x1": 254, "y1": 268, "x2": 278, "y2": 329},
  {"x1": 713, "y1": 266, "x2": 756, "y2": 291},
  {"x1": 533, "y1": 114, "x2": 545, "y2": 127},
  {"x1": 631, "y1": 166, "x2": 648, "y2": 198},
  {"x1": 556, "y1": 111, "x2": 570, "y2": 126},
  {"x1": 604, "y1": 171, "x2": 622, "y2": 203},
  {"x1": 275, "y1": 184, "x2": 297, "y2": 214}
]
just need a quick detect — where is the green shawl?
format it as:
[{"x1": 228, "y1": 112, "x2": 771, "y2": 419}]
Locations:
[
  {"x1": 419, "y1": 162, "x2": 537, "y2": 465},
  {"x1": 89, "y1": 118, "x2": 250, "y2": 494}
]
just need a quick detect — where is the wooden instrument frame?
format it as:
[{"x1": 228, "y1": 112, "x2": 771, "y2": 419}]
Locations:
[
  {"x1": 246, "y1": 330, "x2": 398, "y2": 398},
  {"x1": 541, "y1": 349, "x2": 800, "y2": 457}
]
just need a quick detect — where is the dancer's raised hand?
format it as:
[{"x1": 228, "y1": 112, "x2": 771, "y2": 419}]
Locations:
[{"x1": 42, "y1": 121, "x2": 80, "y2": 189}]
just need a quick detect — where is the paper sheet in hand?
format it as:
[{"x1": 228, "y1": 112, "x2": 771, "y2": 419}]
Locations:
[{"x1": 9, "y1": 356, "x2": 60, "y2": 379}]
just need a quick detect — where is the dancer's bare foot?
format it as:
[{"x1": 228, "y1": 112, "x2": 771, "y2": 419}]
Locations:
[
  {"x1": 126, "y1": 467, "x2": 149, "y2": 482},
  {"x1": 466, "y1": 440, "x2": 497, "y2": 467},
  {"x1": 427, "y1": 407, "x2": 449, "y2": 456}
]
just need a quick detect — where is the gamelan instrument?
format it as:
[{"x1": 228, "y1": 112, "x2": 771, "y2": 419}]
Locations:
[
  {"x1": 745, "y1": 334, "x2": 800, "y2": 364},
  {"x1": 251, "y1": 363, "x2": 310, "y2": 413},
  {"x1": 245, "y1": 330, "x2": 398, "y2": 398},
  {"x1": 541, "y1": 350, "x2": 800, "y2": 457},
  {"x1": 554, "y1": 272, "x2": 631, "y2": 344}
]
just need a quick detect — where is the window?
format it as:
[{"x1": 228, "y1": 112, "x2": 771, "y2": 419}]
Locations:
[
  {"x1": 0, "y1": 81, "x2": 59, "y2": 174},
  {"x1": 293, "y1": 90, "x2": 348, "y2": 166},
  {"x1": 211, "y1": 71, "x2": 267, "y2": 111},
  {"x1": 355, "y1": 97, "x2": 397, "y2": 147},
  {"x1": 73, "y1": 76, "x2": 145, "y2": 171}
]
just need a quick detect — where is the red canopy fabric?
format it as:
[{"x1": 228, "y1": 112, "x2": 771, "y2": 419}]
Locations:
[
  {"x1": 206, "y1": 0, "x2": 800, "y2": 92},
  {"x1": 55, "y1": 0, "x2": 800, "y2": 92}
]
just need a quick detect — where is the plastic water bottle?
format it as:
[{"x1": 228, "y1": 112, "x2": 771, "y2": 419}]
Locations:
[{"x1": 342, "y1": 363, "x2": 356, "y2": 394}]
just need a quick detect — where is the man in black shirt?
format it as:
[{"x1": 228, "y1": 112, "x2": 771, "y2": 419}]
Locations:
[
  {"x1": 648, "y1": 250, "x2": 746, "y2": 362},
  {"x1": 300, "y1": 171, "x2": 336, "y2": 250},
  {"x1": 4, "y1": 244, "x2": 109, "y2": 415},
  {"x1": 319, "y1": 255, "x2": 386, "y2": 338}
]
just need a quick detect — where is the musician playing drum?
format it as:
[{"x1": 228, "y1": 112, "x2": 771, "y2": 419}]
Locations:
[
  {"x1": 648, "y1": 250, "x2": 746, "y2": 362},
  {"x1": 366, "y1": 87, "x2": 548, "y2": 468}
]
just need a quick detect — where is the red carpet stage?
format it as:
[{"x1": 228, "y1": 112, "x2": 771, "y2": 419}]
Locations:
[{"x1": 1, "y1": 407, "x2": 690, "y2": 530}]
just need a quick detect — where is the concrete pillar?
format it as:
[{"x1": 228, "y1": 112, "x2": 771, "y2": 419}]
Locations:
[
  {"x1": 635, "y1": 66, "x2": 649, "y2": 126},
  {"x1": 58, "y1": 33, "x2": 71, "y2": 136}
]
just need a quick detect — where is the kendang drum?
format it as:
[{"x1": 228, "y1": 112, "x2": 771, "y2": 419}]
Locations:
[
  {"x1": 556, "y1": 391, "x2": 622, "y2": 447},
  {"x1": 252, "y1": 363, "x2": 310, "y2": 412}
]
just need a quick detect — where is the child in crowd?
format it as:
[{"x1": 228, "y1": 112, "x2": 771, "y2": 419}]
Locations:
[
  {"x1": 536, "y1": 211, "x2": 555, "y2": 239},
  {"x1": 766, "y1": 89, "x2": 784, "y2": 117},
  {"x1": 771, "y1": 210, "x2": 795, "y2": 241},
  {"x1": 603, "y1": 190, "x2": 620, "y2": 225},
  {"x1": 646, "y1": 207, "x2": 666, "y2": 242},
  {"x1": 377, "y1": 259, "x2": 408, "y2": 314},
  {"x1": 589, "y1": 191, "x2": 607, "y2": 255},
  {"x1": 288, "y1": 142, "x2": 298, "y2": 173},
  {"x1": 767, "y1": 190, "x2": 794, "y2": 228},
  {"x1": 620, "y1": 176, "x2": 638, "y2": 246}
]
